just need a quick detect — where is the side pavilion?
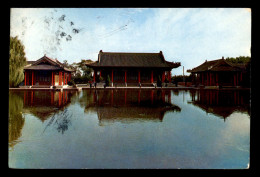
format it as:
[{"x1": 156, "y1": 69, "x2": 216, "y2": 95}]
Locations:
[
  {"x1": 23, "y1": 55, "x2": 74, "y2": 88},
  {"x1": 85, "y1": 50, "x2": 181, "y2": 86},
  {"x1": 187, "y1": 57, "x2": 248, "y2": 87}
]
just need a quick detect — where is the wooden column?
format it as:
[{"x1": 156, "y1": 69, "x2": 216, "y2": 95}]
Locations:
[
  {"x1": 53, "y1": 72, "x2": 55, "y2": 86},
  {"x1": 168, "y1": 71, "x2": 171, "y2": 83},
  {"x1": 59, "y1": 71, "x2": 61, "y2": 85},
  {"x1": 31, "y1": 71, "x2": 34, "y2": 86},
  {"x1": 162, "y1": 71, "x2": 165, "y2": 82},
  {"x1": 100, "y1": 70, "x2": 102, "y2": 78},
  {"x1": 24, "y1": 71, "x2": 27, "y2": 86},
  {"x1": 51, "y1": 72, "x2": 54, "y2": 86},
  {"x1": 63, "y1": 71, "x2": 65, "y2": 85},
  {"x1": 151, "y1": 70, "x2": 153, "y2": 83}
]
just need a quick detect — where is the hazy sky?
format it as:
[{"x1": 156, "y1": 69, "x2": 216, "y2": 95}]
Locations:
[{"x1": 10, "y1": 8, "x2": 251, "y2": 75}]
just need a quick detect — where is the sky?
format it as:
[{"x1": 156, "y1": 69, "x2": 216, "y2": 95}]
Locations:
[{"x1": 10, "y1": 8, "x2": 251, "y2": 75}]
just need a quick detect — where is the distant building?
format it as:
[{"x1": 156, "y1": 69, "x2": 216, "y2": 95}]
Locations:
[
  {"x1": 187, "y1": 57, "x2": 248, "y2": 87},
  {"x1": 23, "y1": 55, "x2": 74, "y2": 88},
  {"x1": 85, "y1": 50, "x2": 181, "y2": 86}
]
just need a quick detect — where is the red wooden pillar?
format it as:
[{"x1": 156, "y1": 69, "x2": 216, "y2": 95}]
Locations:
[
  {"x1": 63, "y1": 71, "x2": 65, "y2": 85},
  {"x1": 100, "y1": 70, "x2": 102, "y2": 78},
  {"x1": 53, "y1": 72, "x2": 55, "y2": 86},
  {"x1": 69, "y1": 72, "x2": 71, "y2": 82},
  {"x1": 24, "y1": 71, "x2": 27, "y2": 86},
  {"x1": 58, "y1": 71, "x2": 61, "y2": 85},
  {"x1": 168, "y1": 71, "x2": 171, "y2": 83},
  {"x1": 51, "y1": 72, "x2": 54, "y2": 86},
  {"x1": 151, "y1": 70, "x2": 154, "y2": 83},
  {"x1": 64, "y1": 72, "x2": 68, "y2": 85},
  {"x1": 93, "y1": 70, "x2": 96, "y2": 82},
  {"x1": 138, "y1": 71, "x2": 141, "y2": 83},
  {"x1": 162, "y1": 71, "x2": 165, "y2": 82},
  {"x1": 125, "y1": 70, "x2": 127, "y2": 83}
]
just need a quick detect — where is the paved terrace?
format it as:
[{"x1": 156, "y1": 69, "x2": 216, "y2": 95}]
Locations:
[{"x1": 9, "y1": 83, "x2": 250, "y2": 91}]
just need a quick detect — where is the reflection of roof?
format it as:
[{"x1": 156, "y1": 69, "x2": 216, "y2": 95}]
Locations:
[
  {"x1": 86, "y1": 50, "x2": 181, "y2": 68},
  {"x1": 84, "y1": 98, "x2": 181, "y2": 124},
  {"x1": 24, "y1": 55, "x2": 75, "y2": 72},
  {"x1": 187, "y1": 58, "x2": 246, "y2": 73},
  {"x1": 190, "y1": 102, "x2": 248, "y2": 119},
  {"x1": 23, "y1": 106, "x2": 59, "y2": 121}
]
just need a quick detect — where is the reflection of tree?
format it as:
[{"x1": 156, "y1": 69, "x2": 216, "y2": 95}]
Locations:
[
  {"x1": 43, "y1": 108, "x2": 72, "y2": 134},
  {"x1": 9, "y1": 92, "x2": 25, "y2": 150}
]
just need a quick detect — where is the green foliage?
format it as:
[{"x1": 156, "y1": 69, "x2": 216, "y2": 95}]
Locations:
[
  {"x1": 9, "y1": 92, "x2": 25, "y2": 149},
  {"x1": 63, "y1": 59, "x2": 93, "y2": 84},
  {"x1": 226, "y1": 56, "x2": 251, "y2": 64},
  {"x1": 172, "y1": 75, "x2": 192, "y2": 83},
  {"x1": 99, "y1": 76, "x2": 103, "y2": 82},
  {"x1": 9, "y1": 36, "x2": 27, "y2": 87},
  {"x1": 106, "y1": 75, "x2": 110, "y2": 86}
]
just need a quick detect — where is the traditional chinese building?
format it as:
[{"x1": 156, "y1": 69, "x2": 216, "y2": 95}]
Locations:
[
  {"x1": 187, "y1": 57, "x2": 247, "y2": 87},
  {"x1": 23, "y1": 55, "x2": 74, "y2": 88},
  {"x1": 85, "y1": 50, "x2": 181, "y2": 86}
]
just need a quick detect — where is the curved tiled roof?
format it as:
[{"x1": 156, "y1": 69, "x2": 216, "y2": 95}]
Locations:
[
  {"x1": 24, "y1": 55, "x2": 75, "y2": 72},
  {"x1": 187, "y1": 58, "x2": 246, "y2": 73},
  {"x1": 86, "y1": 51, "x2": 181, "y2": 68}
]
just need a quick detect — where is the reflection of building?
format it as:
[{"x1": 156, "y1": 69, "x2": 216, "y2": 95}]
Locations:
[
  {"x1": 187, "y1": 58, "x2": 248, "y2": 87},
  {"x1": 23, "y1": 90, "x2": 74, "y2": 122},
  {"x1": 86, "y1": 50, "x2": 181, "y2": 86},
  {"x1": 84, "y1": 89, "x2": 181, "y2": 125},
  {"x1": 24, "y1": 55, "x2": 74, "y2": 88},
  {"x1": 189, "y1": 90, "x2": 250, "y2": 120}
]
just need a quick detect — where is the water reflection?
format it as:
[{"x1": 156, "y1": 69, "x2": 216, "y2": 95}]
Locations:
[
  {"x1": 9, "y1": 92, "x2": 25, "y2": 150},
  {"x1": 83, "y1": 89, "x2": 181, "y2": 125},
  {"x1": 188, "y1": 89, "x2": 250, "y2": 121},
  {"x1": 22, "y1": 90, "x2": 74, "y2": 121}
]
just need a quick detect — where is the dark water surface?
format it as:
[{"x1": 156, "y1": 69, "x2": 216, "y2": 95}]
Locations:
[{"x1": 8, "y1": 89, "x2": 250, "y2": 169}]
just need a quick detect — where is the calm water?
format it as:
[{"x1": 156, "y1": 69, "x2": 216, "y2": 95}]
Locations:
[{"x1": 8, "y1": 89, "x2": 250, "y2": 169}]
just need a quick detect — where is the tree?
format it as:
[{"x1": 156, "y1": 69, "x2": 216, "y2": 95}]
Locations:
[
  {"x1": 9, "y1": 36, "x2": 27, "y2": 87},
  {"x1": 226, "y1": 56, "x2": 251, "y2": 64}
]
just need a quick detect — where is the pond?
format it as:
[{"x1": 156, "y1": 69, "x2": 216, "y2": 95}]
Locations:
[{"x1": 8, "y1": 89, "x2": 250, "y2": 169}]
